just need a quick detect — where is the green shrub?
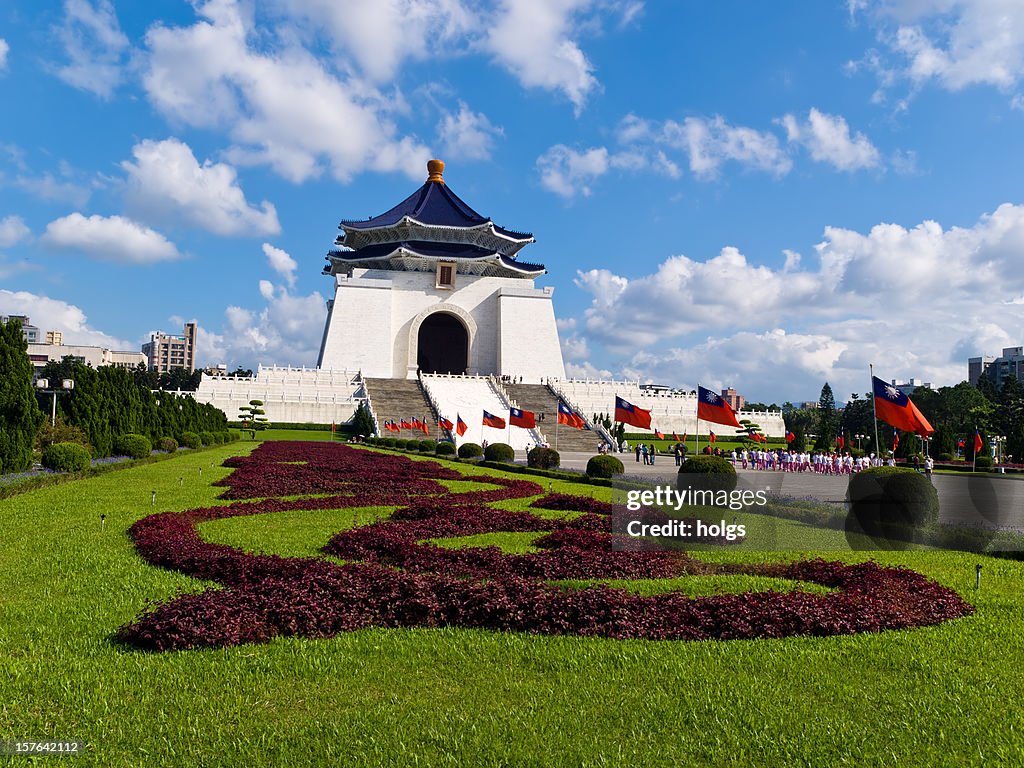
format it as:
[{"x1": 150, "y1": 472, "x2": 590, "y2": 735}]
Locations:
[
  {"x1": 484, "y1": 443, "x2": 515, "y2": 462},
  {"x1": 419, "y1": 439, "x2": 436, "y2": 452},
  {"x1": 198, "y1": 431, "x2": 214, "y2": 447},
  {"x1": 458, "y1": 442, "x2": 483, "y2": 459},
  {"x1": 227, "y1": 430, "x2": 241, "y2": 442},
  {"x1": 383, "y1": 438, "x2": 396, "y2": 447},
  {"x1": 179, "y1": 432, "x2": 201, "y2": 449},
  {"x1": 847, "y1": 467, "x2": 939, "y2": 545},
  {"x1": 113, "y1": 433, "x2": 152, "y2": 459},
  {"x1": 975, "y1": 456, "x2": 993, "y2": 469},
  {"x1": 937, "y1": 452, "x2": 955, "y2": 462},
  {"x1": 527, "y1": 447, "x2": 560, "y2": 469},
  {"x1": 394, "y1": 438, "x2": 409, "y2": 450},
  {"x1": 677, "y1": 455, "x2": 737, "y2": 493},
  {"x1": 210, "y1": 431, "x2": 225, "y2": 444},
  {"x1": 586, "y1": 454, "x2": 624, "y2": 478},
  {"x1": 157, "y1": 437, "x2": 178, "y2": 453},
  {"x1": 41, "y1": 442, "x2": 91, "y2": 473},
  {"x1": 435, "y1": 442, "x2": 456, "y2": 456}
]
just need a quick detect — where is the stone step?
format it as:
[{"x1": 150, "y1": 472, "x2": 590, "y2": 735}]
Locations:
[
  {"x1": 364, "y1": 378, "x2": 440, "y2": 440},
  {"x1": 503, "y1": 383, "x2": 601, "y2": 454}
]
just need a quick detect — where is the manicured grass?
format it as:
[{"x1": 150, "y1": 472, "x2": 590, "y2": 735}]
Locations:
[{"x1": 2, "y1": 441, "x2": 1024, "y2": 765}]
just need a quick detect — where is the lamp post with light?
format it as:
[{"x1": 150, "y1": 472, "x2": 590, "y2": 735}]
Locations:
[{"x1": 35, "y1": 378, "x2": 75, "y2": 427}]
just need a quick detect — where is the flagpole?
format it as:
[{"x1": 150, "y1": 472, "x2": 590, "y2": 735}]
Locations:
[
  {"x1": 695, "y1": 386, "x2": 700, "y2": 456},
  {"x1": 973, "y1": 425, "x2": 978, "y2": 473},
  {"x1": 555, "y1": 412, "x2": 559, "y2": 452},
  {"x1": 869, "y1": 363, "x2": 880, "y2": 461}
]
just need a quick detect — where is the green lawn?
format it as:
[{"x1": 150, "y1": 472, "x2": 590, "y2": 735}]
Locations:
[{"x1": 1, "y1": 442, "x2": 1023, "y2": 766}]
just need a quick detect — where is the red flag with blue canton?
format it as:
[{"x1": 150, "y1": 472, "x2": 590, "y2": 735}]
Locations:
[
  {"x1": 709, "y1": 430, "x2": 717, "y2": 443},
  {"x1": 655, "y1": 429, "x2": 664, "y2": 439},
  {"x1": 697, "y1": 386, "x2": 741, "y2": 429},
  {"x1": 614, "y1": 396, "x2": 652, "y2": 429},
  {"x1": 872, "y1": 376, "x2": 934, "y2": 435},
  {"x1": 509, "y1": 407, "x2": 536, "y2": 429},
  {"x1": 439, "y1": 417, "x2": 454, "y2": 431},
  {"x1": 557, "y1": 402, "x2": 586, "y2": 429},
  {"x1": 785, "y1": 430, "x2": 795, "y2": 443},
  {"x1": 482, "y1": 410, "x2": 506, "y2": 429},
  {"x1": 892, "y1": 430, "x2": 899, "y2": 451},
  {"x1": 672, "y1": 432, "x2": 679, "y2": 441},
  {"x1": 974, "y1": 430, "x2": 983, "y2": 454},
  {"x1": 456, "y1": 415, "x2": 468, "y2": 437}
]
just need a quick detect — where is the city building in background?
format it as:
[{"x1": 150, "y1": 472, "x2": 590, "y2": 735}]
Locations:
[
  {"x1": 892, "y1": 378, "x2": 931, "y2": 396},
  {"x1": 721, "y1": 387, "x2": 745, "y2": 411},
  {"x1": 970, "y1": 347, "x2": 1024, "y2": 388},
  {"x1": 26, "y1": 343, "x2": 147, "y2": 378},
  {"x1": 1, "y1": 315, "x2": 40, "y2": 344},
  {"x1": 143, "y1": 322, "x2": 197, "y2": 373}
]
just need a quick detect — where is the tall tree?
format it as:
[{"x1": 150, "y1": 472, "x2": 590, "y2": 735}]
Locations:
[
  {"x1": 814, "y1": 382, "x2": 838, "y2": 450},
  {"x1": 0, "y1": 318, "x2": 44, "y2": 473}
]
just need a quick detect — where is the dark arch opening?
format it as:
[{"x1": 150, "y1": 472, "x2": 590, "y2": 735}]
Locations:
[{"x1": 417, "y1": 313, "x2": 468, "y2": 375}]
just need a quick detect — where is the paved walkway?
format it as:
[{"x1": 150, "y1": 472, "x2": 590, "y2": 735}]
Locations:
[{"x1": 542, "y1": 451, "x2": 1024, "y2": 533}]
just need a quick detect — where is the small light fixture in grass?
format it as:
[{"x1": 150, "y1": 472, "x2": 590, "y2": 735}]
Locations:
[
  {"x1": 151, "y1": 490, "x2": 156, "y2": 505},
  {"x1": 100, "y1": 514, "x2": 106, "y2": 531},
  {"x1": 179, "y1": 477, "x2": 183, "y2": 486},
  {"x1": 976, "y1": 563, "x2": 982, "y2": 589}
]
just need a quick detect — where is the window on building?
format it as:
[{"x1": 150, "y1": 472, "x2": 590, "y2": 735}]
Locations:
[{"x1": 435, "y1": 262, "x2": 456, "y2": 289}]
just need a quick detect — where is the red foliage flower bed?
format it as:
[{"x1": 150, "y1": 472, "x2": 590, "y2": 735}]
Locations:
[{"x1": 115, "y1": 442, "x2": 974, "y2": 651}]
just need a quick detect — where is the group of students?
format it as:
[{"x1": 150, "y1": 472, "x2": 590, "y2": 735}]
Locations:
[{"x1": 730, "y1": 448, "x2": 934, "y2": 476}]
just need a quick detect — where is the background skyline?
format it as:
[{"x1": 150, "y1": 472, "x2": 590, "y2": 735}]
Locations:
[{"x1": 2, "y1": 0, "x2": 1023, "y2": 404}]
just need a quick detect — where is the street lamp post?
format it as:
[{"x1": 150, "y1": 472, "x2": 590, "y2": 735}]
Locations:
[{"x1": 35, "y1": 378, "x2": 75, "y2": 427}]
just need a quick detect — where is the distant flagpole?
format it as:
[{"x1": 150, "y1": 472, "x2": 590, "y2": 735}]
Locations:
[
  {"x1": 554, "y1": 410, "x2": 559, "y2": 452},
  {"x1": 973, "y1": 425, "x2": 978, "y2": 473},
  {"x1": 869, "y1": 363, "x2": 880, "y2": 460},
  {"x1": 694, "y1": 386, "x2": 700, "y2": 456}
]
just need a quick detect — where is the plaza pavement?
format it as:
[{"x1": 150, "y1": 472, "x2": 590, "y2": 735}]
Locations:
[{"x1": 538, "y1": 451, "x2": 1024, "y2": 534}]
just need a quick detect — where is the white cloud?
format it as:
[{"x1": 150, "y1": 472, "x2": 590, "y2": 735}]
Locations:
[
  {"x1": 41, "y1": 213, "x2": 181, "y2": 264},
  {"x1": 0, "y1": 215, "x2": 30, "y2": 247},
  {"x1": 536, "y1": 143, "x2": 675, "y2": 199},
  {"x1": 16, "y1": 173, "x2": 91, "y2": 207},
  {"x1": 262, "y1": 243, "x2": 298, "y2": 287},
  {"x1": 663, "y1": 116, "x2": 792, "y2": 179},
  {"x1": 779, "y1": 109, "x2": 882, "y2": 171},
  {"x1": 54, "y1": 0, "x2": 129, "y2": 98},
  {"x1": 0, "y1": 289, "x2": 134, "y2": 348},
  {"x1": 277, "y1": 0, "x2": 474, "y2": 83},
  {"x1": 198, "y1": 281, "x2": 327, "y2": 368},
  {"x1": 561, "y1": 334, "x2": 590, "y2": 361},
  {"x1": 437, "y1": 102, "x2": 502, "y2": 161},
  {"x1": 568, "y1": 201, "x2": 1024, "y2": 402},
  {"x1": 141, "y1": 0, "x2": 431, "y2": 183},
  {"x1": 852, "y1": 0, "x2": 1024, "y2": 102},
  {"x1": 0, "y1": 38, "x2": 9, "y2": 72},
  {"x1": 121, "y1": 138, "x2": 280, "y2": 237},
  {"x1": 485, "y1": 0, "x2": 600, "y2": 114}
]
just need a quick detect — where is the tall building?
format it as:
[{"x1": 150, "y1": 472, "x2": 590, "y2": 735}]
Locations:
[
  {"x1": 892, "y1": 378, "x2": 930, "y2": 396},
  {"x1": 27, "y1": 343, "x2": 147, "y2": 377},
  {"x1": 143, "y1": 322, "x2": 197, "y2": 373},
  {"x1": 45, "y1": 330, "x2": 63, "y2": 345},
  {"x1": 721, "y1": 387, "x2": 745, "y2": 411},
  {"x1": 1, "y1": 314, "x2": 40, "y2": 343},
  {"x1": 971, "y1": 347, "x2": 1024, "y2": 388}
]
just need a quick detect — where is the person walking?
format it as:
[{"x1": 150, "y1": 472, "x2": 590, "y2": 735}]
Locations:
[{"x1": 635, "y1": 444, "x2": 642, "y2": 463}]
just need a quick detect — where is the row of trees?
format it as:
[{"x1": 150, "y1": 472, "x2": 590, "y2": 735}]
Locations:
[
  {"x1": 0, "y1": 321, "x2": 229, "y2": 473},
  {"x1": 783, "y1": 379, "x2": 1024, "y2": 461}
]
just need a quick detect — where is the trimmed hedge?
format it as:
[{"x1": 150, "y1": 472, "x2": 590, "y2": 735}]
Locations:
[
  {"x1": 157, "y1": 437, "x2": 178, "y2": 453},
  {"x1": 527, "y1": 447, "x2": 560, "y2": 469},
  {"x1": 394, "y1": 439, "x2": 409, "y2": 450},
  {"x1": 435, "y1": 442, "x2": 456, "y2": 456},
  {"x1": 586, "y1": 455, "x2": 624, "y2": 479},
  {"x1": 937, "y1": 452, "x2": 954, "y2": 462},
  {"x1": 179, "y1": 432, "x2": 201, "y2": 449},
  {"x1": 847, "y1": 467, "x2": 940, "y2": 545},
  {"x1": 975, "y1": 456, "x2": 993, "y2": 470},
  {"x1": 677, "y1": 455, "x2": 737, "y2": 493},
  {"x1": 458, "y1": 443, "x2": 483, "y2": 459},
  {"x1": 483, "y1": 443, "x2": 515, "y2": 463},
  {"x1": 198, "y1": 431, "x2": 214, "y2": 447},
  {"x1": 419, "y1": 439, "x2": 436, "y2": 452},
  {"x1": 113, "y1": 433, "x2": 152, "y2": 459},
  {"x1": 42, "y1": 442, "x2": 91, "y2": 473}
]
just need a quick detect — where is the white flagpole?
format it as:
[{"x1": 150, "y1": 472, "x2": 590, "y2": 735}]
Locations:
[
  {"x1": 869, "y1": 364, "x2": 881, "y2": 460},
  {"x1": 695, "y1": 385, "x2": 700, "y2": 456}
]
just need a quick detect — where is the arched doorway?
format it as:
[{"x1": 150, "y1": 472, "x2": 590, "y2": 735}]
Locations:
[{"x1": 417, "y1": 312, "x2": 468, "y2": 374}]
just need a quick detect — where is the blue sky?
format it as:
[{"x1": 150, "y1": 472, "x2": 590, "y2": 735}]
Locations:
[{"x1": 3, "y1": 0, "x2": 1024, "y2": 405}]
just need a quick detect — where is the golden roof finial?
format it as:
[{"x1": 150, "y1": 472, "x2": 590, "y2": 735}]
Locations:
[{"x1": 426, "y1": 159, "x2": 445, "y2": 184}]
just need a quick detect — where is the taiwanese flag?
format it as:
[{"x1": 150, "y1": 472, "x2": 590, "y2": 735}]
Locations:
[
  {"x1": 837, "y1": 435, "x2": 845, "y2": 450},
  {"x1": 672, "y1": 432, "x2": 680, "y2": 441},
  {"x1": 411, "y1": 417, "x2": 421, "y2": 431},
  {"x1": 785, "y1": 430, "x2": 795, "y2": 443},
  {"x1": 872, "y1": 376, "x2": 934, "y2": 435},
  {"x1": 709, "y1": 430, "x2": 717, "y2": 443},
  {"x1": 681, "y1": 432, "x2": 687, "y2": 443},
  {"x1": 614, "y1": 396, "x2": 652, "y2": 429},
  {"x1": 510, "y1": 407, "x2": 536, "y2": 429},
  {"x1": 420, "y1": 418, "x2": 429, "y2": 434},
  {"x1": 974, "y1": 430, "x2": 983, "y2": 454},
  {"x1": 557, "y1": 402, "x2": 586, "y2": 429},
  {"x1": 439, "y1": 417, "x2": 454, "y2": 431},
  {"x1": 655, "y1": 429, "x2": 665, "y2": 439},
  {"x1": 892, "y1": 430, "x2": 899, "y2": 451},
  {"x1": 697, "y1": 386, "x2": 741, "y2": 429},
  {"x1": 957, "y1": 438, "x2": 966, "y2": 448},
  {"x1": 482, "y1": 410, "x2": 506, "y2": 429},
  {"x1": 400, "y1": 418, "x2": 411, "y2": 430},
  {"x1": 456, "y1": 415, "x2": 468, "y2": 437}
]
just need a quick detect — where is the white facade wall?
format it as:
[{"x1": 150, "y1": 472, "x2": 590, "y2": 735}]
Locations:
[
  {"x1": 550, "y1": 380, "x2": 787, "y2": 437},
  {"x1": 27, "y1": 343, "x2": 146, "y2": 370},
  {"x1": 421, "y1": 374, "x2": 547, "y2": 450},
  {"x1": 317, "y1": 268, "x2": 565, "y2": 381},
  {"x1": 193, "y1": 365, "x2": 362, "y2": 424}
]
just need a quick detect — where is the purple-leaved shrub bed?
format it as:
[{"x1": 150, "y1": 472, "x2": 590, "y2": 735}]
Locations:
[{"x1": 115, "y1": 442, "x2": 973, "y2": 651}]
